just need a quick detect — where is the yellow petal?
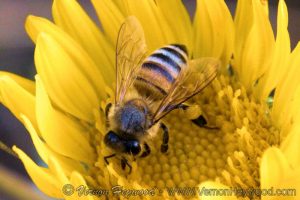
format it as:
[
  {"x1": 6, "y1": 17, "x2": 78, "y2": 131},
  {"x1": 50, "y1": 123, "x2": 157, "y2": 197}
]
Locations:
[
  {"x1": 260, "y1": 147, "x2": 290, "y2": 190},
  {"x1": 35, "y1": 75, "x2": 95, "y2": 163},
  {"x1": 68, "y1": 172, "x2": 95, "y2": 200},
  {"x1": 124, "y1": 0, "x2": 174, "y2": 51},
  {"x1": 20, "y1": 114, "x2": 87, "y2": 175},
  {"x1": 221, "y1": 11, "x2": 235, "y2": 72},
  {"x1": 52, "y1": 0, "x2": 115, "y2": 85},
  {"x1": 91, "y1": 0, "x2": 125, "y2": 45},
  {"x1": 233, "y1": 0, "x2": 275, "y2": 89},
  {"x1": 156, "y1": 0, "x2": 192, "y2": 48},
  {"x1": 280, "y1": 124, "x2": 300, "y2": 169},
  {"x1": 48, "y1": 156, "x2": 69, "y2": 184},
  {"x1": 241, "y1": 0, "x2": 275, "y2": 86},
  {"x1": 0, "y1": 76, "x2": 37, "y2": 130},
  {"x1": 272, "y1": 169, "x2": 300, "y2": 200},
  {"x1": 13, "y1": 146, "x2": 63, "y2": 198},
  {"x1": 260, "y1": 0, "x2": 269, "y2": 17},
  {"x1": 35, "y1": 32, "x2": 101, "y2": 122},
  {"x1": 111, "y1": 0, "x2": 127, "y2": 15},
  {"x1": 20, "y1": 114, "x2": 48, "y2": 163},
  {"x1": 272, "y1": 43, "x2": 300, "y2": 131},
  {"x1": 234, "y1": 0, "x2": 253, "y2": 57},
  {"x1": 290, "y1": 86, "x2": 300, "y2": 124},
  {"x1": 261, "y1": 148, "x2": 300, "y2": 200},
  {"x1": 26, "y1": 15, "x2": 57, "y2": 43},
  {"x1": 261, "y1": 169, "x2": 300, "y2": 200},
  {"x1": 193, "y1": 0, "x2": 234, "y2": 68},
  {"x1": 198, "y1": 181, "x2": 238, "y2": 200},
  {"x1": 255, "y1": 0, "x2": 291, "y2": 101},
  {"x1": 0, "y1": 71, "x2": 35, "y2": 95},
  {"x1": 26, "y1": 16, "x2": 107, "y2": 106}
]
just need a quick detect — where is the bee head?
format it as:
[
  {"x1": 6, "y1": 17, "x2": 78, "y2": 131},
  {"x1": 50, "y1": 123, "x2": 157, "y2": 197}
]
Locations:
[{"x1": 104, "y1": 131, "x2": 141, "y2": 155}]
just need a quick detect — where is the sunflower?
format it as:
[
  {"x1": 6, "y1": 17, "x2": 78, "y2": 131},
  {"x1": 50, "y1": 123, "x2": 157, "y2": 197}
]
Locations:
[{"x1": 0, "y1": 0, "x2": 299, "y2": 199}]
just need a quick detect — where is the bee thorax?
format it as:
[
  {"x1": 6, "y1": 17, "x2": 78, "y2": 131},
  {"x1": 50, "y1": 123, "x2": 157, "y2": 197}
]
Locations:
[{"x1": 114, "y1": 102, "x2": 149, "y2": 135}]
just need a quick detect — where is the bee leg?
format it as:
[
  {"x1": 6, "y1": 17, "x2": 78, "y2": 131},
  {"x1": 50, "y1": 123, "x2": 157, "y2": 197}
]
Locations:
[
  {"x1": 192, "y1": 115, "x2": 218, "y2": 130},
  {"x1": 104, "y1": 153, "x2": 116, "y2": 165},
  {"x1": 192, "y1": 115, "x2": 207, "y2": 127},
  {"x1": 176, "y1": 104, "x2": 218, "y2": 130},
  {"x1": 121, "y1": 157, "x2": 132, "y2": 174},
  {"x1": 160, "y1": 123, "x2": 169, "y2": 153},
  {"x1": 140, "y1": 143, "x2": 151, "y2": 157}
]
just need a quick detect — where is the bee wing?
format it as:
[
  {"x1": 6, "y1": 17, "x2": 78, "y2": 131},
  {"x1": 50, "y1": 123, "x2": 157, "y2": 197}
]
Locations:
[
  {"x1": 152, "y1": 57, "x2": 220, "y2": 123},
  {"x1": 115, "y1": 16, "x2": 147, "y2": 105}
]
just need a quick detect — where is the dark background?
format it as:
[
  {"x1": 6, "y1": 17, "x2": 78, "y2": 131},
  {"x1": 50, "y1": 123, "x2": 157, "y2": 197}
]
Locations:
[{"x1": 0, "y1": 0, "x2": 299, "y2": 199}]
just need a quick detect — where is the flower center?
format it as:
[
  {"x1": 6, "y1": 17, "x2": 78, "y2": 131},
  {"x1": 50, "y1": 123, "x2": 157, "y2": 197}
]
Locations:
[{"x1": 93, "y1": 74, "x2": 279, "y2": 198}]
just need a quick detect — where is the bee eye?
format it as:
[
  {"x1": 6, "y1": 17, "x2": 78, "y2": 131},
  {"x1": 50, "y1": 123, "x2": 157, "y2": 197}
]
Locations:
[
  {"x1": 104, "y1": 131, "x2": 120, "y2": 144},
  {"x1": 125, "y1": 140, "x2": 141, "y2": 155}
]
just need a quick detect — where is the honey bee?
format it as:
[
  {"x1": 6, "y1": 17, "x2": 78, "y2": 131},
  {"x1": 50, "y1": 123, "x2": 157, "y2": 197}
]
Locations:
[{"x1": 104, "y1": 16, "x2": 219, "y2": 172}]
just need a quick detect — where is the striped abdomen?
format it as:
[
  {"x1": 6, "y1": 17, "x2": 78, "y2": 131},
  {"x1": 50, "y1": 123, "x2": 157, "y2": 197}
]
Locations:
[{"x1": 134, "y1": 44, "x2": 188, "y2": 100}]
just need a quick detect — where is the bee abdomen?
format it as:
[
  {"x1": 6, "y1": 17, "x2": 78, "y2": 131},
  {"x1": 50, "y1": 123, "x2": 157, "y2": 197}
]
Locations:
[{"x1": 134, "y1": 44, "x2": 188, "y2": 99}]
